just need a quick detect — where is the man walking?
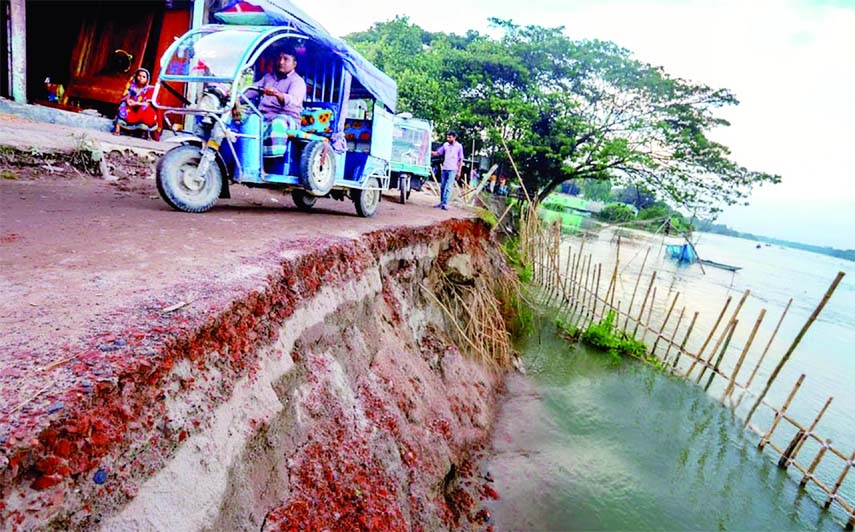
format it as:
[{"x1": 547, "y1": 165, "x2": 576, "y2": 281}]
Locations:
[{"x1": 431, "y1": 131, "x2": 464, "y2": 210}]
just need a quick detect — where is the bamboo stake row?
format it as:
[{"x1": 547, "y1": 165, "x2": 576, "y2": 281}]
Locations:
[{"x1": 518, "y1": 218, "x2": 852, "y2": 525}]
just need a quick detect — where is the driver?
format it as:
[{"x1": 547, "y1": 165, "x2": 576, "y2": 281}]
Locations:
[{"x1": 245, "y1": 48, "x2": 306, "y2": 127}]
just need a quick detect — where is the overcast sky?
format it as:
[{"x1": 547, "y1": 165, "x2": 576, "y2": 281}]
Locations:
[{"x1": 296, "y1": 0, "x2": 855, "y2": 248}]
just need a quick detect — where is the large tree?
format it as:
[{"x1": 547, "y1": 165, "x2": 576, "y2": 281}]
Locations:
[{"x1": 345, "y1": 18, "x2": 780, "y2": 214}]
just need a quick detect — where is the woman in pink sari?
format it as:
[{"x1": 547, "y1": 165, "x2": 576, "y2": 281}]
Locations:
[{"x1": 113, "y1": 68, "x2": 161, "y2": 140}]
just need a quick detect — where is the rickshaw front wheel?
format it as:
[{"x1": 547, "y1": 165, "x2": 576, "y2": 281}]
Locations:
[
  {"x1": 300, "y1": 140, "x2": 336, "y2": 196},
  {"x1": 353, "y1": 177, "x2": 381, "y2": 218},
  {"x1": 291, "y1": 190, "x2": 317, "y2": 211},
  {"x1": 156, "y1": 145, "x2": 222, "y2": 213}
]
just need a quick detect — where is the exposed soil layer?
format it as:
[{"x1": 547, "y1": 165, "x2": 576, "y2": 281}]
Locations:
[{"x1": 0, "y1": 145, "x2": 507, "y2": 530}]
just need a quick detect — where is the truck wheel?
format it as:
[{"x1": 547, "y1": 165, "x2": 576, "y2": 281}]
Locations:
[
  {"x1": 156, "y1": 145, "x2": 222, "y2": 213},
  {"x1": 353, "y1": 177, "x2": 380, "y2": 218},
  {"x1": 292, "y1": 190, "x2": 317, "y2": 211},
  {"x1": 299, "y1": 140, "x2": 336, "y2": 196}
]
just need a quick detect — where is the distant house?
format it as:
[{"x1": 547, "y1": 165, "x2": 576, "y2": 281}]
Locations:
[
  {"x1": 541, "y1": 192, "x2": 606, "y2": 214},
  {"x1": 538, "y1": 192, "x2": 599, "y2": 232}
]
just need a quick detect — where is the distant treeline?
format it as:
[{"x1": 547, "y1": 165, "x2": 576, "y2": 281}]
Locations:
[{"x1": 696, "y1": 221, "x2": 855, "y2": 262}]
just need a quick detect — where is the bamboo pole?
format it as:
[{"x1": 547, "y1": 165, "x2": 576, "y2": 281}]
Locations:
[
  {"x1": 661, "y1": 306, "x2": 685, "y2": 365},
  {"x1": 735, "y1": 298, "x2": 794, "y2": 409},
  {"x1": 704, "y1": 319, "x2": 738, "y2": 391},
  {"x1": 553, "y1": 224, "x2": 562, "y2": 298},
  {"x1": 427, "y1": 167, "x2": 442, "y2": 196},
  {"x1": 608, "y1": 235, "x2": 621, "y2": 309},
  {"x1": 563, "y1": 255, "x2": 578, "y2": 321},
  {"x1": 571, "y1": 255, "x2": 592, "y2": 331},
  {"x1": 559, "y1": 252, "x2": 573, "y2": 318},
  {"x1": 696, "y1": 318, "x2": 737, "y2": 384},
  {"x1": 640, "y1": 287, "x2": 657, "y2": 344},
  {"x1": 585, "y1": 257, "x2": 598, "y2": 328},
  {"x1": 685, "y1": 296, "x2": 732, "y2": 378},
  {"x1": 565, "y1": 246, "x2": 579, "y2": 309},
  {"x1": 824, "y1": 449, "x2": 855, "y2": 510},
  {"x1": 540, "y1": 231, "x2": 550, "y2": 298},
  {"x1": 672, "y1": 311, "x2": 699, "y2": 369},
  {"x1": 576, "y1": 254, "x2": 591, "y2": 329},
  {"x1": 464, "y1": 163, "x2": 497, "y2": 205},
  {"x1": 560, "y1": 245, "x2": 574, "y2": 313},
  {"x1": 801, "y1": 439, "x2": 832, "y2": 488},
  {"x1": 592, "y1": 263, "x2": 602, "y2": 323},
  {"x1": 491, "y1": 201, "x2": 516, "y2": 234},
  {"x1": 758, "y1": 374, "x2": 805, "y2": 450},
  {"x1": 570, "y1": 251, "x2": 588, "y2": 327},
  {"x1": 622, "y1": 247, "x2": 650, "y2": 332},
  {"x1": 652, "y1": 292, "x2": 680, "y2": 355},
  {"x1": 499, "y1": 134, "x2": 531, "y2": 204},
  {"x1": 631, "y1": 271, "x2": 657, "y2": 338},
  {"x1": 543, "y1": 224, "x2": 554, "y2": 303},
  {"x1": 532, "y1": 230, "x2": 541, "y2": 285},
  {"x1": 545, "y1": 223, "x2": 558, "y2": 306},
  {"x1": 722, "y1": 309, "x2": 767, "y2": 401},
  {"x1": 745, "y1": 272, "x2": 846, "y2": 428},
  {"x1": 581, "y1": 253, "x2": 593, "y2": 322},
  {"x1": 571, "y1": 238, "x2": 587, "y2": 309},
  {"x1": 781, "y1": 396, "x2": 833, "y2": 470}
]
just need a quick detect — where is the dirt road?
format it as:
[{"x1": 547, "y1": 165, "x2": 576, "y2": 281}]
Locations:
[{"x1": 0, "y1": 118, "x2": 458, "y2": 437}]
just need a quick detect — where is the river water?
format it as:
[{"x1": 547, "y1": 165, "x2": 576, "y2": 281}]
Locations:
[{"x1": 480, "y1": 229, "x2": 854, "y2": 529}]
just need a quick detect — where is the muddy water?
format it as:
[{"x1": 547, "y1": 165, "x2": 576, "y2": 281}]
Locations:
[
  {"x1": 555, "y1": 228, "x2": 855, "y2": 509},
  {"x1": 481, "y1": 322, "x2": 843, "y2": 530}
]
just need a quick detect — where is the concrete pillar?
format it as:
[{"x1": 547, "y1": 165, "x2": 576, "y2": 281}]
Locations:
[{"x1": 9, "y1": 0, "x2": 26, "y2": 102}]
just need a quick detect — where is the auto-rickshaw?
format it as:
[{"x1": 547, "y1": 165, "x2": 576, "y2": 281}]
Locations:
[
  {"x1": 389, "y1": 114, "x2": 432, "y2": 205},
  {"x1": 152, "y1": 2, "x2": 398, "y2": 217}
]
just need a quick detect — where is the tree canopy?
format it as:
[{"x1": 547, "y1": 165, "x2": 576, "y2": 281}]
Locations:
[{"x1": 345, "y1": 17, "x2": 780, "y2": 214}]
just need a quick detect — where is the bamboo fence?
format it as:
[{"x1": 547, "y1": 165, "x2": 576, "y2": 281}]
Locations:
[{"x1": 517, "y1": 208, "x2": 853, "y2": 530}]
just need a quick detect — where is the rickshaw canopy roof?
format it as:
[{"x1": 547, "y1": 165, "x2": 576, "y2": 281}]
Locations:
[{"x1": 212, "y1": 0, "x2": 397, "y2": 111}]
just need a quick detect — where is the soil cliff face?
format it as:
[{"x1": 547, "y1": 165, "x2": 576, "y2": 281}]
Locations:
[{"x1": 1, "y1": 219, "x2": 511, "y2": 531}]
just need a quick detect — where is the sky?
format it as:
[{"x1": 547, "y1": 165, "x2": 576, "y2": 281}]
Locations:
[{"x1": 294, "y1": 0, "x2": 855, "y2": 248}]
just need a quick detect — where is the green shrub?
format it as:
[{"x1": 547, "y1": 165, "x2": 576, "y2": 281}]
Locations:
[
  {"x1": 580, "y1": 311, "x2": 653, "y2": 365},
  {"x1": 597, "y1": 204, "x2": 636, "y2": 223},
  {"x1": 580, "y1": 310, "x2": 618, "y2": 350},
  {"x1": 637, "y1": 204, "x2": 668, "y2": 220},
  {"x1": 500, "y1": 237, "x2": 532, "y2": 283},
  {"x1": 474, "y1": 207, "x2": 498, "y2": 229}
]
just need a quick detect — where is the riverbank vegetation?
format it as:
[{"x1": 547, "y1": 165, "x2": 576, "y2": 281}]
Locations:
[
  {"x1": 695, "y1": 220, "x2": 855, "y2": 261},
  {"x1": 557, "y1": 310, "x2": 661, "y2": 368}
]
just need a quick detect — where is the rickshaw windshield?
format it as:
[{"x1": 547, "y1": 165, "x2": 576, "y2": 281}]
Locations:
[{"x1": 161, "y1": 27, "x2": 269, "y2": 82}]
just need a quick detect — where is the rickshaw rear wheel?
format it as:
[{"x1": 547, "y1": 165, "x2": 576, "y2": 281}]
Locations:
[
  {"x1": 291, "y1": 190, "x2": 317, "y2": 211},
  {"x1": 300, "y1": 140, "x2": 336, "y2": 196},
  {"x1": 156, "y1": 145, "x2": 222, "y2": 213},
  {"x1": 353, "y1": 177, "x2": 381, "y2": 218},
  {"x1": 398, "y1": 174, "x2": 410, "y2": 205}
]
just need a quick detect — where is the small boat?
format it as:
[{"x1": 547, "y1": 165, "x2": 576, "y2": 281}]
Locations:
[{"x1": 699, "y1": 259, "x2": 742, "y2": 272}]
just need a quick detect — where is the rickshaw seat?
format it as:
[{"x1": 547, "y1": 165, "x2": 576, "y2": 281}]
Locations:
[
  {"x1": 300, "y1": 105, "x2": 335, "y2": 134},
  {"x1": 262, "y1": 105, "x2": 336, "y2": 157}
]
